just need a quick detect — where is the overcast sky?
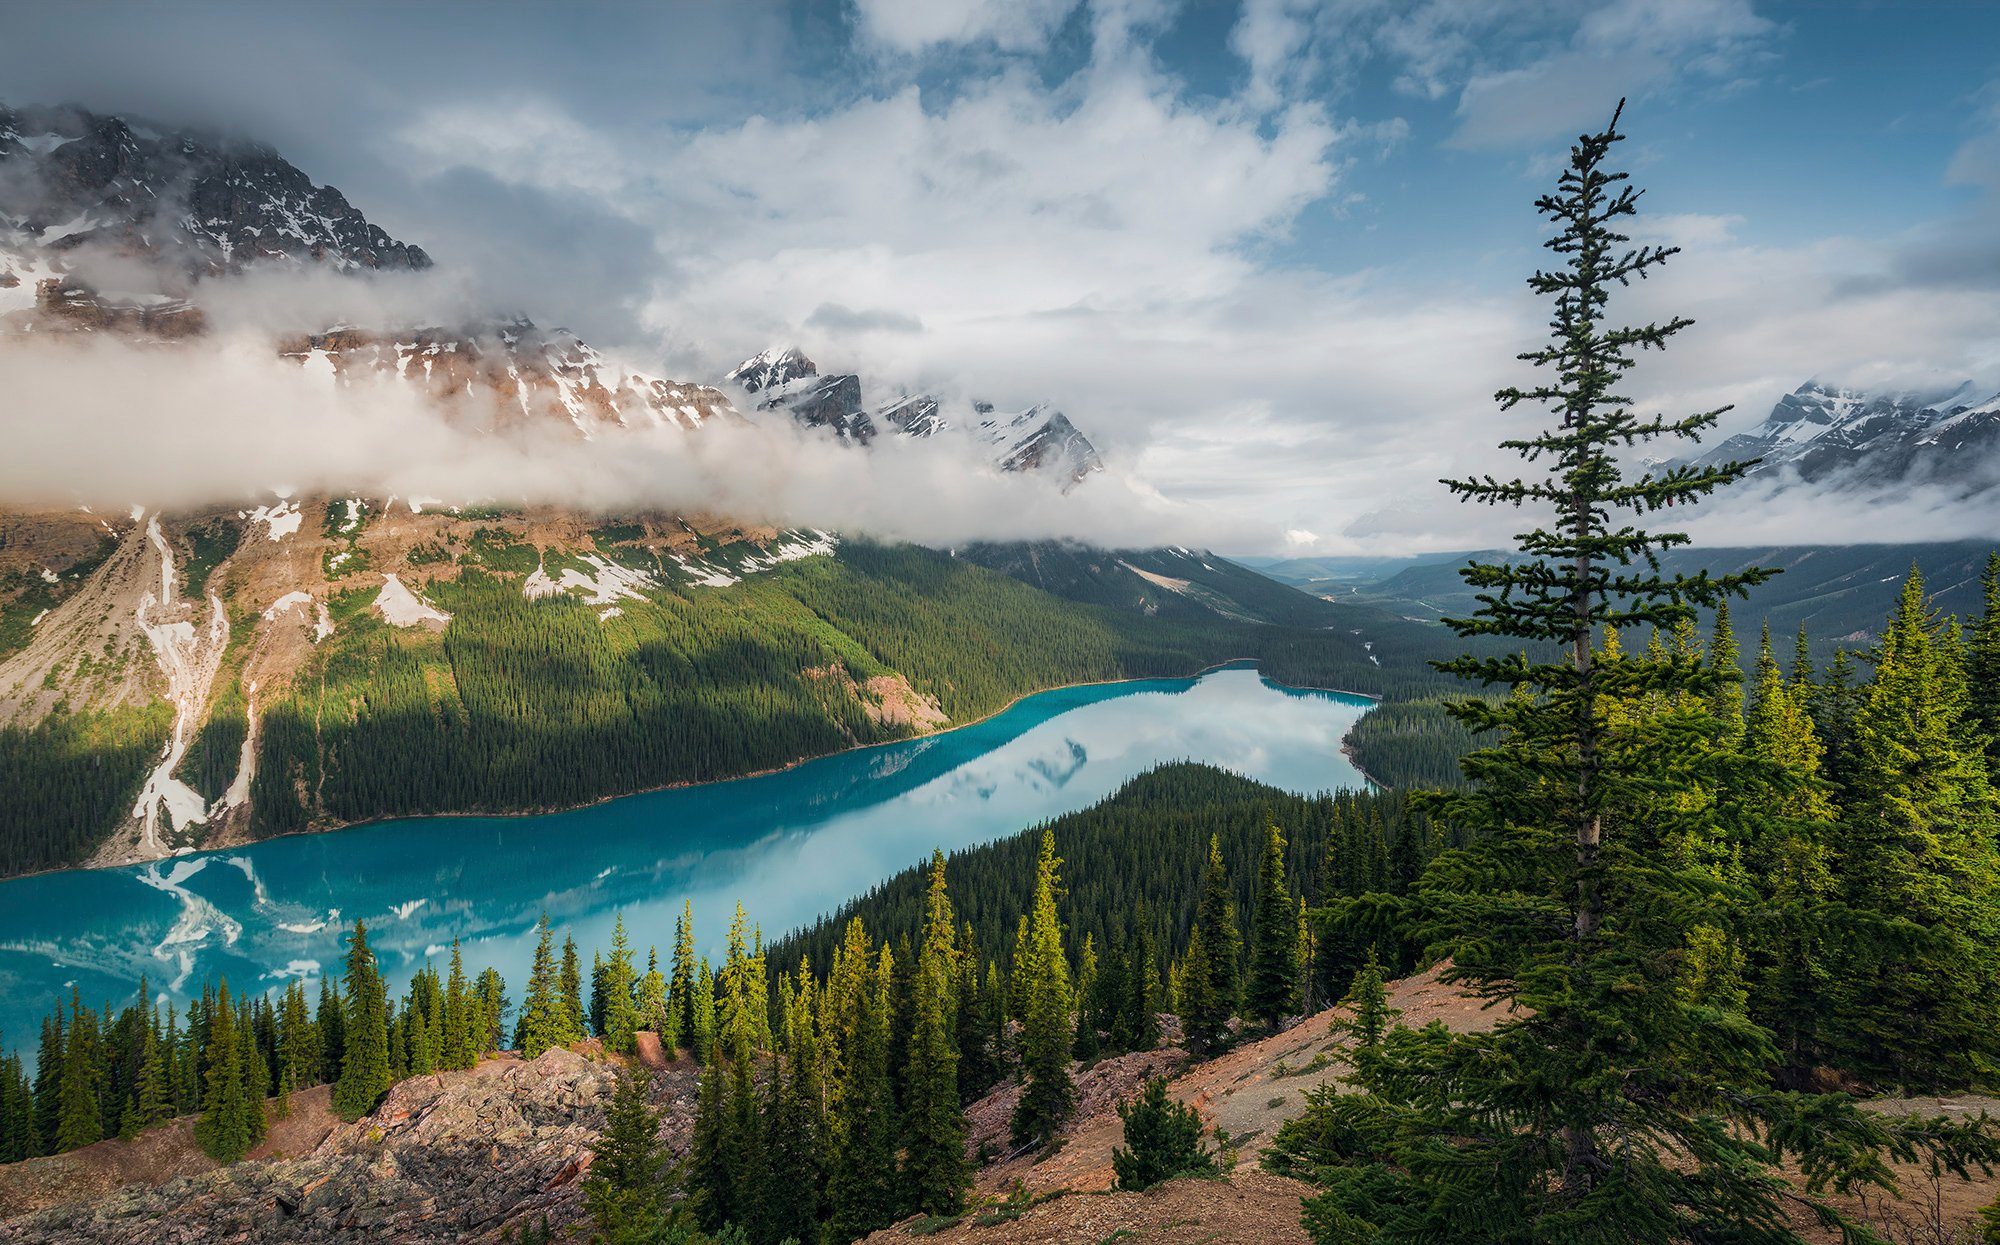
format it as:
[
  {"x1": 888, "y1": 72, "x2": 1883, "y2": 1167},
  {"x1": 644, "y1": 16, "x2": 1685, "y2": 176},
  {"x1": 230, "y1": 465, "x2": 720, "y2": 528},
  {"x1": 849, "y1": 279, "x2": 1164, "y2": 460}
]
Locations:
[{"x1": 6, "y1": 0, "x2": 1999, "y2": 553}]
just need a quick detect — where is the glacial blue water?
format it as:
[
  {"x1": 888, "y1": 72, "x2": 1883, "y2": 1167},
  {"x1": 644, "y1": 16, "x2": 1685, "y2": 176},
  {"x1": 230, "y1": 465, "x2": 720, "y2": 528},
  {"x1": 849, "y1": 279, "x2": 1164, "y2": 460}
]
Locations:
[{"x1": 0, "y1": 663, "x2": 1372, "y2": 1056}]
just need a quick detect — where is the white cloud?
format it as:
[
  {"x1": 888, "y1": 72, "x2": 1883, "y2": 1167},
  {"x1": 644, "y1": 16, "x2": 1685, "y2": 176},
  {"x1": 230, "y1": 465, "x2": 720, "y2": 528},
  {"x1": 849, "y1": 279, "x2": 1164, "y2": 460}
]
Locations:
[
  {"x1": 850, "y1": 0, "x2": 1083, "y2": 55},
  {"x1": 1451, "y1": 0, "x2": 1775, "y2": 148},
  {"x1": 378, "y1": 19, "x2": 2000, "y2": 555}
]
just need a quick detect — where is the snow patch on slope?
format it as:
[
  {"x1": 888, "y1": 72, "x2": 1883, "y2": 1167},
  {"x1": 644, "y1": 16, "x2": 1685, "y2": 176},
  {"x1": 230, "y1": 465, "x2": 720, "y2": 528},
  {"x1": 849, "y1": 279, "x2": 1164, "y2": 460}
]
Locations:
[
  {"x1": 130, "y1": 517, "x2": 232, "y2": 853},
  {"x1": 374, "y1": 573, "x2": 451, "y2": 627}
]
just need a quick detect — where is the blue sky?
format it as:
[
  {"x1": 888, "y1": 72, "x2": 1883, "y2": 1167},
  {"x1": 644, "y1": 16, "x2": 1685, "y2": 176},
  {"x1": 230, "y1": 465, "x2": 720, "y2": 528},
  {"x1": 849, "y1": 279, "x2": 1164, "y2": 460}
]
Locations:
[{"x1": 6, "y1": 0, "x2": 1998, "y2": 551}]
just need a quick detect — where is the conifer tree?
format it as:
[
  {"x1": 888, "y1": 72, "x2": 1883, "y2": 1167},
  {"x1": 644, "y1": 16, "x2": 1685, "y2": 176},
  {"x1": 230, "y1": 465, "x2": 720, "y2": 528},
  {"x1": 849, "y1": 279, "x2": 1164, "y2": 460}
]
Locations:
[
  {"x1": 474, "y1": 968, "x2": 509, "y2": 1055},
  {"x1": 332, "y1": 921, "x2": 392, "y2": 1121},
  {"x1": 516, "y1": 914, "x2": 567, "y2": 1057},
  {"x1": 1010, "y1": 829, "x2": 1074, "y2": 1149},
  {"x1": 1294, "y1": 897, "x2": 1316, "y2": 1014},
  {"x1": 1290, "y1": 104, "x2": 2000, "y2": 1242},
  {"x1": 690, "y1": 959, "x2": 717, "y2": 1064},
  {"x1": 763, "y1": 963, "x2": 826, "y2": 1245},
  {"x1": 590, "y1": 951, "x2": 608, "y2": 1040},
  {"x1": 687, "y1": 1058, "x2": 733, "y2": 1230},
  {"x1": 1072, "y1": 932, "x2": 1099, "y2": 1061},
  {"x1": 955, "y1": 925, "x2": 997, "y2": 1101},
  {"x1": 1094, "y1": 934, "x2": 1132, "y2": 1054},
  {"x1": 903, "y1": 852, "x2": 968, "y2": 1217},
  {"x1": 827, "y1": 920, "x2": 898, "y2": 1240},
  {"x1": 1245, "y1": 818, "x2": 1301, "y2": 1030},
  {"x1": 123, "y1": 1010, "x2": 174, "y2": 1137},
  {"x1": 278, "y1": 981, "x2": 321, "y2": 1093},
  {"x1": 1127, "y1": 921, "x2": 1160, "y2": 1053},
  {"x1": 316, "y1": 974, "x2": 344, "y2": 1085},
  {"x1": 1709, "y1": 599, "x2": 1744, "y2": 738},
  {"x1": 53, "y1": 990, "x2": 101, "y2": 1153},
  {"x1": 669, "y1": 902, "x2": 697, "y2": 1055},
  {"x1": 235, "y1": 1000, "x2": 269, "y2": 1146},
  {"x1": 33, "y1": 1012, "x2": 62, "y2": 1156},
  {"x1": 1738, "y1": 623, "x2": 1838, "y2": 1086},
  {"x1": 1177, "y1": 835, "x2": 1238, "y2": 1055},
  {"x1": 1333, "y1": 946, "x2": 1398, "y2": 1051},
  {"x1": 584, "y1": 1070, "x2": 669, "y2": 1241},
  {"x1": 1971, "y1": 551, "x2": 2000, "y2": 772},
  {"x1": 601, "y1": 915, "x2": 640, "y2": 1055},
  {"x1": 719, "y1": 1017, "x2": 765, "y2": 1239},
  {"x1": 559, "y1": 936, "x2": 587, "y2": 1045},
  {"x1": 193, "y1": 984, "x2": 259, "y2": 1162},
  {"x1": 0, "y1": 1047, "x2": 33, "y2": 1162},
  {"x1": 1833, "y1": 568, "x2": 2000, "y2": 1086},
  {"x1": 442, "y1": 941, "x2": 474, "y2": 1070},
  {"x1": 635, "y1": 948, "x2": 669, "y2": 1050},
  {"x1": 1112, "y1": 1077, "x2": 1215, "y2": 1192}
]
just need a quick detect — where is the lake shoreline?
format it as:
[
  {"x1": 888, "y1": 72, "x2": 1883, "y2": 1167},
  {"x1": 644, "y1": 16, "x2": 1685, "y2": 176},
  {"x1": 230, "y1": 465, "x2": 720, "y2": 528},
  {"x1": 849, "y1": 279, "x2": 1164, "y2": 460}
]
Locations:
[{"x1": 5, "y1": 659, "x2": 1384, "y2": 887}]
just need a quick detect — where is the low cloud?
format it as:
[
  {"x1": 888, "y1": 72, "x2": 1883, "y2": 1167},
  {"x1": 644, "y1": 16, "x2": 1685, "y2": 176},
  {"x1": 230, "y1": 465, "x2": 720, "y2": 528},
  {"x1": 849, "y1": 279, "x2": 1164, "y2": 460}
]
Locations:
[
  {"x1": 804, "y1": 302, "x2": 925, "y2": 334},
  {"x1": 0, "y1": 334, "x2": 1250, "y2": 551}
]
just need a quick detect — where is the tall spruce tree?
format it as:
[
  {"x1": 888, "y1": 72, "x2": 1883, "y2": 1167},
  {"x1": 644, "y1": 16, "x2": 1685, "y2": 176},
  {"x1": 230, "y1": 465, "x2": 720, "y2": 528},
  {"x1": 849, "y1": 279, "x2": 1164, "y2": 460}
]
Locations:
[
  {"x1": 669, "y1": 902, "x2": 697, "y2": 1057},
  {"x1": 1177, "y1": 835, "x2": 1239, "y2": 1056},
  {"x1": 559, "y1": 936, "x2": 587, "y2": 1044},
  {"x1": 193, "y1": 984, "x2": 259, "y2": 1162},
  {"x1": 125, "y1": 1010, "x2": 174, "y2": 1136},
  {"x1": 827, "y1": 922, "x2": 898, "y2": 1241},
  {"x1": 903, "y1": 852, "x2": 968, "y2": 1216},
  {"x1": 1971, "y1": 551, "x2": 2000, "y2": 772},
  {"x1": 53, "y1": 989, "x2": 101, "y2": 1153},
  {"x1": 515, "y1": 914, "x2": 567, "y2": 1057},
  {"x1": 1009, "y1": 829, "x2": 1074, "y2": 1149},
  {"x1": 332, "y1": 921, "x2": 392, "y2": 1121},
  {"x1": 763, "y1": 963, "x2": 826, "y2": 1245},
  {"x1": 1739, "y1": 625, "x2": 1838, "y2": 1085},
  {"x1": 1288, "y1": 103, "x2": 2000, "y2": 1242},
  {"x1": 584, "y1": 1070, "x2": 669, "y2": 1242},
  {"x1": 601, "y1": 915, "x2": 640, "y2": 1055},
  {"x1": 1244, "y1": 817, "x2": 1301, "y2": 1030},
  {"x1": 1832, "y1": 569, "x2": 2000, "y2": 1087}
]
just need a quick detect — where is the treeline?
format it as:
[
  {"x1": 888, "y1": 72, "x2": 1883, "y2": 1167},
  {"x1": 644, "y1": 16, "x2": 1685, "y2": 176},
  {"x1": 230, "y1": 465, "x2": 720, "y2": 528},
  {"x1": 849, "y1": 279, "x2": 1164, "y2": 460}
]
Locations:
[
  {"x1": 3, "y1": 534, "x2": 1475, "y2": 876},
  {"x1": 1341, "y1": 696, "x2": 1491, "y2": 789},
  {"x1": 245, "y1": 543, "x2": 1411, "y2": 843},
  {"x1": 0, "y1": 702, "x2": 171, "y2": 876},
  {"x1": 771, "y1": 763, "x2": 1450, "y2": 1019}
]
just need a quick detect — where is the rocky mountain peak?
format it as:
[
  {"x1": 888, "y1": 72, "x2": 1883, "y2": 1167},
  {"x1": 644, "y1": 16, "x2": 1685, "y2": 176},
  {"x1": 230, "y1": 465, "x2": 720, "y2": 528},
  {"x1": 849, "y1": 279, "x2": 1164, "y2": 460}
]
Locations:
[
  {"x1": 975, "y1": 402, "x2": 1104, "y2": 489},
  {"x1": 0, "y1": 101, "x2": 430, "y2": 277},
  {"x1": 726, "y1": 346, "x2": 817, "y2": 393},
  {"x1": 1687, "y1": 377, "x2": 2000, "y2": 495}
]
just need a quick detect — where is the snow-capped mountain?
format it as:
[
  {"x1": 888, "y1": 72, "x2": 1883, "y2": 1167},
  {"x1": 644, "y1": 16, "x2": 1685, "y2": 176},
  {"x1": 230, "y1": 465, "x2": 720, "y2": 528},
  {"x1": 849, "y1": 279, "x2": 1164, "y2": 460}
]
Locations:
[
  {"x1": 726, "y1": 346, "x2": 818, "y2": 393},
  {"x1": 281, "y1": 320, "x2": 736, "y2": 435},
  {"x1": 725, "y1": 349, "x2": 1105, "y2": 488},
  {"x1": 972, "y1": 401, "x2": 1104, "y2": 487},
  {"x1": 1689, "y1": 379, "x2": 2000, "y2": 494},
  {"x1": 876, "y1": 394, "x2": 946, "y2": 437},
  {"x1": 0, "y1": 102, "x2": 429, "y2": 275}
]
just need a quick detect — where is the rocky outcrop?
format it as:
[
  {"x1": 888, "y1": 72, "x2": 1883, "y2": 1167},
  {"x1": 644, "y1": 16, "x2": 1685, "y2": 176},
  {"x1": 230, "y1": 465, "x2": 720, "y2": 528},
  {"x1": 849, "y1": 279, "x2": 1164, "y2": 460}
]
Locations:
[{"x1": 0, "y1": 1048, "x2": 701, "y2": 1245}]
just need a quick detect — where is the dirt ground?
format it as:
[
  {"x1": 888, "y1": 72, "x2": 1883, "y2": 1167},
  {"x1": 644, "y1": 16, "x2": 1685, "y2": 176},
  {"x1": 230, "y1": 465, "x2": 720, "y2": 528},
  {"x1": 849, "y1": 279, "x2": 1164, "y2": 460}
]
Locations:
[
  {"x1": 862, "y1": 1169, "x2": 1316, "y2": 1245},
  {"x1": 0, "y1": 1083, "x2": 339, "y2": 1218}
]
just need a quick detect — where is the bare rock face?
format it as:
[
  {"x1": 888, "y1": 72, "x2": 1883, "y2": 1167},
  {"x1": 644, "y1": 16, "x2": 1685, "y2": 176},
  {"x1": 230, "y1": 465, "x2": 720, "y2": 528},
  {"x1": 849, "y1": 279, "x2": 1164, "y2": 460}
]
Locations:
[
  {"x1": 0, "y1": 102, "x2": 430, "y2": 275},
  {"x1": 0, "y1": 1049, "x2": 697, "y2": 1244}
]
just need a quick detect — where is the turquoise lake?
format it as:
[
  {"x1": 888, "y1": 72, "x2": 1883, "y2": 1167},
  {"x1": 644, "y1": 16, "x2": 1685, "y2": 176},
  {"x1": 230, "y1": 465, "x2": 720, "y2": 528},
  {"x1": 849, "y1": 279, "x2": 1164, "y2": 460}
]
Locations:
[{"x1": 0, "y1": 663, "x2": 1373, "y2": 1054}]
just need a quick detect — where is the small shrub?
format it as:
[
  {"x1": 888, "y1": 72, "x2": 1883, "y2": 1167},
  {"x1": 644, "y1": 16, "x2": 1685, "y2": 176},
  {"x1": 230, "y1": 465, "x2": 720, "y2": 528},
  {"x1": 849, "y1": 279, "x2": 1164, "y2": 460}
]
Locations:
[{"x1": 1112, "y1": 1077, "x2": 1217, "y2": 1192}]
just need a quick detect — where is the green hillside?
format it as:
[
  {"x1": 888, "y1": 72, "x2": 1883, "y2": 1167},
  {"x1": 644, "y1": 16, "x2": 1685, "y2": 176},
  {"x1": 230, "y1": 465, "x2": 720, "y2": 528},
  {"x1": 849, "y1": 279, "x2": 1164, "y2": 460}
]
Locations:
[{"x1": 1, "y1": 541, "x2": 1443, "y2": 876}]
